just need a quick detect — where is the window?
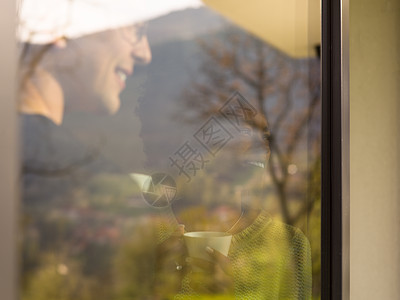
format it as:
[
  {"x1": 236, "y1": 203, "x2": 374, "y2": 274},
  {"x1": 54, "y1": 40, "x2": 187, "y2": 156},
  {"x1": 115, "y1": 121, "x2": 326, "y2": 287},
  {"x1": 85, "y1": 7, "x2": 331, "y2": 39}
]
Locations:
[{"x1": 0, "y1": 0, "x2": 349, "y2": 299}]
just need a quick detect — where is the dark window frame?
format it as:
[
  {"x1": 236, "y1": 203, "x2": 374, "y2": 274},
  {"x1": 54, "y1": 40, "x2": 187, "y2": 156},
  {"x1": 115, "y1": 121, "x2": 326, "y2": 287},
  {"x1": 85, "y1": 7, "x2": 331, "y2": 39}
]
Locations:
[{"x1": 321, "y1": 0, "x2": 349, "y2": 299}]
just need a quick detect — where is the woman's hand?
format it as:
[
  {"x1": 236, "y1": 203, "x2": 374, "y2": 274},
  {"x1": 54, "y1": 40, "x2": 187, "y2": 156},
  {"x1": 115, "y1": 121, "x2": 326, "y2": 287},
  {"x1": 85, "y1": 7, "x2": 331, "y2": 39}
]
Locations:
[{"x1": 185, "y1": 247, "x2": 234, "y2": 295}]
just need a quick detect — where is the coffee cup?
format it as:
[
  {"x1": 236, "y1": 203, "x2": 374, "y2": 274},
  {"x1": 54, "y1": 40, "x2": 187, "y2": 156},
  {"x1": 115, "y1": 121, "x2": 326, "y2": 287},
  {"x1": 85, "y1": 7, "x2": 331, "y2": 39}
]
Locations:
[{"x1": 183, "y1": 231, "x2": 232, "y2": 262}]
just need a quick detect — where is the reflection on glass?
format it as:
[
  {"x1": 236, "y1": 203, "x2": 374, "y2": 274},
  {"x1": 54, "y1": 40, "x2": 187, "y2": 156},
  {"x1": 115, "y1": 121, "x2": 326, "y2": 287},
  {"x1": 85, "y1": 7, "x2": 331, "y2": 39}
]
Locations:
[{"x1": 18, "y1": 0, "x2": 320, "y2": 299}]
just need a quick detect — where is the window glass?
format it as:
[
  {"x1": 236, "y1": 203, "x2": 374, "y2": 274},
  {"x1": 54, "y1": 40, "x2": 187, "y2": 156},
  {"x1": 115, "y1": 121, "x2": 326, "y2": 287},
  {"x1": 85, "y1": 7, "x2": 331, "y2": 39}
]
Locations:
[{"x1": 18, "y1": 0, "x2": 321, "y2": 299}]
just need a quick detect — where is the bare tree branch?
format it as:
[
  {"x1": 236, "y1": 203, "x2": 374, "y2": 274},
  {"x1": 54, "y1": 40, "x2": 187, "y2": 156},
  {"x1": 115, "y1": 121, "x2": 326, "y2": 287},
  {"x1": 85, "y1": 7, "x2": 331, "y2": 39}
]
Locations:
[{"x1": 179, "y1": 27, "x2": 321, "y2": 225}]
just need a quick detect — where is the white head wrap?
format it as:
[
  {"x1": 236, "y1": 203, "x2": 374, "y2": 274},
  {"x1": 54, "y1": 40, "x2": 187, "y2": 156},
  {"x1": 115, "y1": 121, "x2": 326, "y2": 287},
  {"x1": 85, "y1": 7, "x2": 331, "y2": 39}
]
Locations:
[{"x1": 18, "y1": 0, "x2": 203, "y2": 44}]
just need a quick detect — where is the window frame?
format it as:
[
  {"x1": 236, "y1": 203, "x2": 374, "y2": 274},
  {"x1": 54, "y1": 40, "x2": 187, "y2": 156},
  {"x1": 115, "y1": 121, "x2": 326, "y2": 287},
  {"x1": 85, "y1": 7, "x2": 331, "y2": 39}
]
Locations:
[
  {"x1": 0, "y1": 0, "x2": 350, "y2": 298},
  {"x1": 321, "y1": 0, "x2": 349, "y2": 299}
]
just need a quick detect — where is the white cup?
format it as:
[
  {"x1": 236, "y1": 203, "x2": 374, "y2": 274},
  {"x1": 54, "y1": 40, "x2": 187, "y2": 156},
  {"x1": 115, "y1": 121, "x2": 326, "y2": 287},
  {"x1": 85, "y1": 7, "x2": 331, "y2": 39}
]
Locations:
[{"x1": 183, "y1": 231, "x2": 233, "y2": 262}]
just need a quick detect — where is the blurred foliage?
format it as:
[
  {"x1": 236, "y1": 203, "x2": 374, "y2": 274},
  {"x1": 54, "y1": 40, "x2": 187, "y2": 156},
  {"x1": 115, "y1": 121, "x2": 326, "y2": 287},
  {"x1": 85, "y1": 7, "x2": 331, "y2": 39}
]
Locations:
[
  {"x1": 21, "y1": 163, "x2": 321, "y2": 299},
  {"x1": 113, "y1": 222, "x2": 158, "y2": 299},
  {"x1": 21, "y1": 255, "x2": 94, "y2": 300},
  {"x1": 307, "y1": 158, "x2": 321, "y2": 298}
]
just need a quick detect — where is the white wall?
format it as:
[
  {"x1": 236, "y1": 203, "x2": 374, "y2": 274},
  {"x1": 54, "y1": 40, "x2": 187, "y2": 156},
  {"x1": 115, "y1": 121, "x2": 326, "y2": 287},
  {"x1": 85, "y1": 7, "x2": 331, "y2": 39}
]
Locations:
[{"x1": 350, "y1": 0, "x2": 400, "y2": 298}]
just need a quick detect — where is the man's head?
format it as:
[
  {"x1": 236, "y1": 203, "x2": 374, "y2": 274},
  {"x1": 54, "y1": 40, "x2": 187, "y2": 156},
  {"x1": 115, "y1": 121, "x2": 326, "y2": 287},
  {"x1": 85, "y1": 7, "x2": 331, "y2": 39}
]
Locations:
[
  {"x1": 51, "y1": 25, "x2": 151, "y2": 114},
  {"x1": 18, "y1": 0, "x2": 201, "y2": 122}
]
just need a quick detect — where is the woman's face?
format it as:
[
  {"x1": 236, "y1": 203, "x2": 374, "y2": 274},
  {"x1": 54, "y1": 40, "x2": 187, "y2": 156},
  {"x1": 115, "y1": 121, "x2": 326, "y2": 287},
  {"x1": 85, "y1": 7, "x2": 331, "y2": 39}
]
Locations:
[
  {"x1": 55, "y1": 24, "x2": 151, "y2": 114},
  {"x1": 173, "y1": 128, "x2": 270, "y2": 232}
]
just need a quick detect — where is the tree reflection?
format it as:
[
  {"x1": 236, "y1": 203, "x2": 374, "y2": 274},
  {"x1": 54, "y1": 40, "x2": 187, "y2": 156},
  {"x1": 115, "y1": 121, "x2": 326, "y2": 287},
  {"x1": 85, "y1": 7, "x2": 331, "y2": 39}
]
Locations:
[{"x1": 179, "y1": 27, "x2": 321, "y2": 227}]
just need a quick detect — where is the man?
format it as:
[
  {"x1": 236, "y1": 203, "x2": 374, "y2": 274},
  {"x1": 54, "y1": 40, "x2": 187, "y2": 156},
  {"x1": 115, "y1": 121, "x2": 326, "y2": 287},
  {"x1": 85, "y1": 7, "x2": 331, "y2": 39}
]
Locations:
[
  {"x1": 18, "y1": 0, "x2": 205, "y2": 174},
  {"x1": 18, "y1": 1, "x2": 152, "y2": 125},
  {"x1": 18, "y1": 1, "x2": 202, "y2": 299},
  {"x1": 18, "y1": 0, "x2": 158, "y2": 190}
]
